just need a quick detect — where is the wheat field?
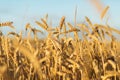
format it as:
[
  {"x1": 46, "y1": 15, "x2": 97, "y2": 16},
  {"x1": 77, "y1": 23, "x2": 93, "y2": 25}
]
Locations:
[{"x1": 0, "y1": 16, "x2": 120, "y2": 80}]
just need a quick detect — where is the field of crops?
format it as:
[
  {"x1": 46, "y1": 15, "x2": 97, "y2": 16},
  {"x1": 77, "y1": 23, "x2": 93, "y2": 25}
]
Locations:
[{"x1": 0, "y1": 16, "x2": 120, "y2": 80}]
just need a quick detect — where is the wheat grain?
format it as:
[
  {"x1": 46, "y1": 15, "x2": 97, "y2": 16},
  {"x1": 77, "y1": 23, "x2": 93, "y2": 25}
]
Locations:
[
  {"x1": 101, "y1": 6, "x2": 109, "y2": 19},
  {"x1": 59, "y1": 16, "x2": 65, "y2": 30}
]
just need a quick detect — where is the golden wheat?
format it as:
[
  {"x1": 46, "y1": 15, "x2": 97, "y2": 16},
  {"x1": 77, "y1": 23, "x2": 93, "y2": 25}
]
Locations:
[
  {"x1": 101, "y1": 6, "x2": 109, "y2": 19},
  {"x1": 0, "y1": 16, "x2": 120, "y2": 80}
]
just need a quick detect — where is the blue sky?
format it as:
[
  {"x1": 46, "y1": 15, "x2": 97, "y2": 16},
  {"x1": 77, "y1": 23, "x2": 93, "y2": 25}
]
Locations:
[{"x1": 0, "y1": 0, "x2": 120, "y2": 33}]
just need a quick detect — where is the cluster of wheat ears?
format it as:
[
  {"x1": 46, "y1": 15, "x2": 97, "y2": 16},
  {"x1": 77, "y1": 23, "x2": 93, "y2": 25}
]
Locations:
[{"x1": 0, "y1": 7, "x2": 120, "y2": 80}]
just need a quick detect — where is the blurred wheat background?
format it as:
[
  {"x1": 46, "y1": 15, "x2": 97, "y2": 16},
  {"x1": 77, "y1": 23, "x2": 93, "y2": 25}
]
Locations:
[{"x1": 0, "y1": 0, "x2": 120, "y2": 80}]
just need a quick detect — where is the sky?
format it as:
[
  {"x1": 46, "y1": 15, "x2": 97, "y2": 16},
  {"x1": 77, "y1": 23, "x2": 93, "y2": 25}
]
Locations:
[{"x1": 0, "y1": 0, "x2": 120, "y2": 34}]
